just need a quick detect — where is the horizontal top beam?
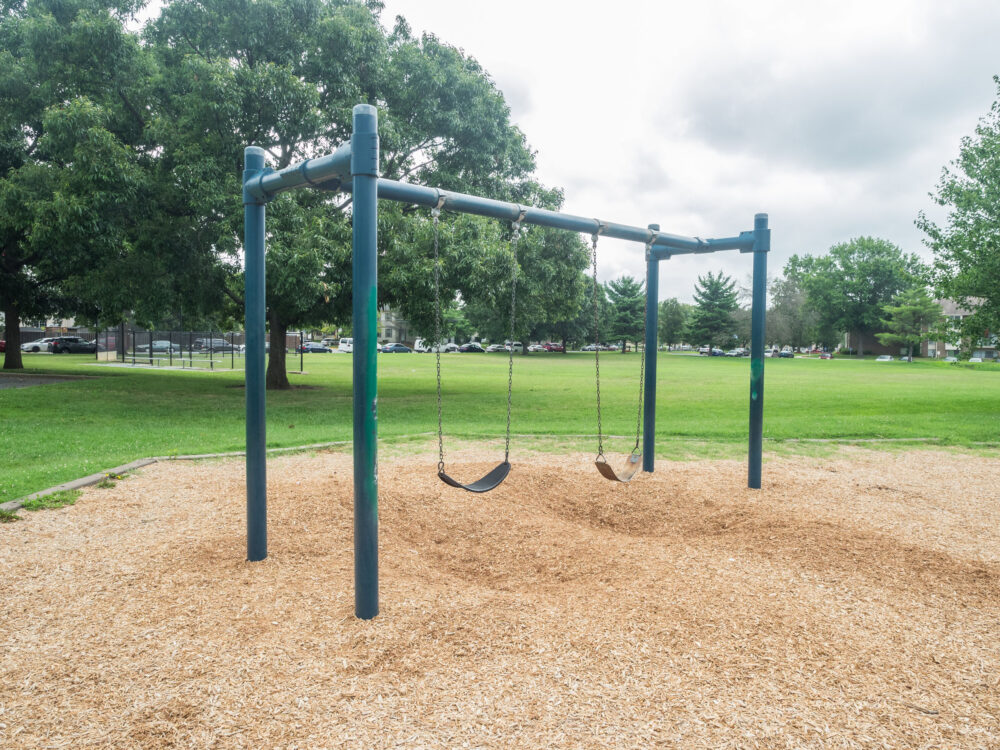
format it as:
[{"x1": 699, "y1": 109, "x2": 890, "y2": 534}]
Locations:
[{"x1": 243, "y1": 145, "x2": 763, "y2": 255}]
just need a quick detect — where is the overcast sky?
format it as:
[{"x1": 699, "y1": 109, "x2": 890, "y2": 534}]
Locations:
[{"x1": 380, "y1": 0, "x2": 999, "y2": 302}]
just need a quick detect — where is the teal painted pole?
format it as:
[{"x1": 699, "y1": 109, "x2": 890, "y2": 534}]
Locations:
[
  {"x1": 243, "y1": 146, "x2": 268, "y2": 560},
  {"x1": 351, "y1": 104, "x2": 379, "y2": 619},
  {"x1": 642, "y1": 224, "x2": 660, "y2": 473},
  {"x1": 748, "y1": 213, "x2": 770, "y2": 489}
]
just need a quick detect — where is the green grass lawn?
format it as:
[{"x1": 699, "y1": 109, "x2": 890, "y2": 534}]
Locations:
[{"x1": 2, "y1": 351, "x2": 998, "y2": 502}]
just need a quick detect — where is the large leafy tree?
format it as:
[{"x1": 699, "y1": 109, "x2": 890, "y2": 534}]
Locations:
[
  {"x1": 876, "y1": 287, "x2": 942, "y2": 362},
  {"x1": 685, "y1": 271, "x2": 738, "y2": 348},
  {"x1": 786, "y1": 237, "x2": 926, "y2": 356},
  {"x1": 0, "y1": 0, "x2": 149, "y2": 369},
  {"x1": 917, "y1": 76, "x2": 1000, "y2": 344},
  {"x1": 146, "y1": 0, "x2": 538, "y2": 388},
  {"x1": 766, "y1": 274, "x2": 838, "y2": 349},
  {"x1": 605, "y1": 275, "x2": 645, "y2": 353},
  {"x1": 657, "y1": 298, "x2": 690, "y2": 349}
]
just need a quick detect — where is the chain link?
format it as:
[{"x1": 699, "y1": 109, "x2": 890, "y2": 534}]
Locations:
[
  {"x1": 432, "y1": 206, "x2": 445, "y2": 473},
  {"x1": 505, "y1": 213, "x2": 525, "y2": 461},
  {"x1": 632, "y1": 241, "x2": 652, "y2": 455},
  {"x1": 591, "y1": 229, "x2": 604, "y2": 461}
]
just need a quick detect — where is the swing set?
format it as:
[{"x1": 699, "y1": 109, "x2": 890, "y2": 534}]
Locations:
[{"x1": 242, "y1": 104, "x2": 770, "y2": 619}]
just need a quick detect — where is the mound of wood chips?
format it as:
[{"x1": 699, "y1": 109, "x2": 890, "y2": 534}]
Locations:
[{"x1": 1, "y1": 447, "x2": 998, "y2": 748}]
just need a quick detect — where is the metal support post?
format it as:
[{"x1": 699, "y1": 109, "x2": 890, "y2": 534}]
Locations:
[
  {"x1": 243, "y1": 146, "x2": 268, "y2": 561},
  {"x1": 748, "y1": 213, "x2": 769, "y2": 489},
  {"x1": 351, "y1": 104, "x2": 380, "y2": 620},
  {"x1": 642, "y1": 224, "x2": 660, "y2": 473}
]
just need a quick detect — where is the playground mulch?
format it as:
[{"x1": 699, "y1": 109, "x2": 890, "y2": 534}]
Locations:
[{"x1": 2, "y1": 447, "x2": 998, "y2": 748}]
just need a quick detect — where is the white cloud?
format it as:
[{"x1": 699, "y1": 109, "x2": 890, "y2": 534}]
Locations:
[{"x1": 382, "y1": 0, "x2": 997, "y2": 300}]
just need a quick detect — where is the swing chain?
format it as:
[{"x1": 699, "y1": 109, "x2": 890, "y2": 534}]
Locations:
[
  {"x1": 591, "y1": 221, "x2": 606, "y2": 461},
  {"x1": 505, "y1": 207, "x2": 527, "y2": 461},
  {"x1": 432, "y1": 195, "x2": 446, "y2": 473},
  {"x1": 632, "y1": 233, "x2": 654, "y2": 455}
]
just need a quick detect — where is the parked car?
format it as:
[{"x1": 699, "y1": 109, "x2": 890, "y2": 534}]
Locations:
[
  {"x1": 20, "y1": 337, "x2": 57, "y2": 352},
  {"x1": 48, "y1": 336, "x2": 97, "y2": 354},
  {"x1": 134, "y1": 340, "x2": 181, "y2": 353},
  {"x1": 819, "y1": 352, "x2": 832, "y2": 360},
  {"x1": 338, "y1": 337, "x2": 354, "y2": 353},
  {"x1": 778, "y1": 349, "x2": 794, "y2": 358},
  {"x1": 943, "y1": 356, "x2": 958, "y2": 362},
  {"x1": 527, "y1": 344, "x2": 546, "y2": 352},
  {"x1": 875, "y1": 355, "x2": 893, "y2": 362},
  {"x1": 698, "y1": 346, "x2": 710, "y2": 355},
  {"x1": 485, "y1": 343, "x2": 506, "y2": 353},
  {"x1": 968, "y1": 357, "x2": 983, "y2": 363},
  {"x1": 458, "y1": 342, "x2": 486, "y2": 353},
  {"x1": 724, "y1": 349, "x2": 740, "y2": 357},
  {"x1": 505, "y1": 341, "x2": 524, "y2": 353},
  {"x1": 413, "y1": 338, "x2": 430, "y2": 353},
  {"x1": 429, "y1": 342, "x2": 459, "y2": 353},
  {"x1": 192, "y1": 338, "x2": 235, "y2": 352},
  {"x1": 381, "y1": 343, "x2": 412, "y2": 353},
  {"x1": 543, "y1": 342, "x2": 565, "y2": 352},
  {"x1": 581, "y1": 343, "x2": 600, "y2": 352},
  {"x1": 298, "y1": 342, "x2": 332, "y2": 353}
]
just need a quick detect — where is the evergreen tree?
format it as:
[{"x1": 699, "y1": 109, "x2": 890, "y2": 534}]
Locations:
[
  {"x1": 605, "y1": 275, "x2": 645, "y2": 353},
  {"x1": 876, "y1": 288, "x2": 943, "y2": 362},
  {"x1": 685, "y1": 271, "x2": 738, "y2": 349}
]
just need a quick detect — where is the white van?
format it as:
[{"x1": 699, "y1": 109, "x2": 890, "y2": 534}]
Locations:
[
  {"x1": 338, "y1": 337, "x2": 354, "y2": 353},
  {"x1": 413, "y1": 338, "x2": 430, "y2": 353}
]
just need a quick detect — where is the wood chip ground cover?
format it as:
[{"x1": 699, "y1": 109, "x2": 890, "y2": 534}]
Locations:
[{"x1": 1, "y1": 448, "x2": 998, "y2": 748}]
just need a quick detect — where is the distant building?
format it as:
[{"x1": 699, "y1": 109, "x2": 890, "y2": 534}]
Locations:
[
  {"x1": 378, "y1": 307, "x2": 412, "y2": 344},
  {"x1": 923, "y1": 299, "x2": 997, "y2": 359}
]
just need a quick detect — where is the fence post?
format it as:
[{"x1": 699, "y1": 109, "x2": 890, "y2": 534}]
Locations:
[
  {"x1": 748, "y1": 213, "x2": 769, "y2": 489},
  {"x1": 244, "y1": 146, "x2": 268, "y2": 562},
  {"x1": 351, "y1": 103, "x2": 379, "y2": 620}
]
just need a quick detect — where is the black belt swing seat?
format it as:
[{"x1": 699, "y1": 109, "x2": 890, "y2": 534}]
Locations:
[{"x1": 431, "y1": 197, "x2": 525, "y2": 493}]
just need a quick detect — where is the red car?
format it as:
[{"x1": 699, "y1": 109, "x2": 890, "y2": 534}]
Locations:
[{"x1": 543, "y1": 342, "x2": 565, "y2": 352}]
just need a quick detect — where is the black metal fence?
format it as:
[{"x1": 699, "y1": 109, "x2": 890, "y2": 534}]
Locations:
[{"x1": 96, "y1": 328, "x2": 300, "y2": 370}]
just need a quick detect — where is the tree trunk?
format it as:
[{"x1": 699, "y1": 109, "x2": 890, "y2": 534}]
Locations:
[
  {"x1": 265, "y1": 311, "x2": 291, "y2": 389},
  {"x1": 857, "y1": 330, "x2": 863, "y2": 356},
  {"x1": 561, "y1": 336, "x2": 567, "y2": 353},
  {"x1": 3, "y1": 301, "x2": 24, "y2": 370}
]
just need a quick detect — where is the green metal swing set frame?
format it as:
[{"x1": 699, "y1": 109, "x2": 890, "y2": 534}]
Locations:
[{"x1": 242, "y1": 104, "x2": 770, "y2": 619}]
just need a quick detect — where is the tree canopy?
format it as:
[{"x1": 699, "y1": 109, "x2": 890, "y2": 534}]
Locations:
[
  {"x1": 0, "y1": 0, "x2": 149, "y2": 368},
  {"x1": 786, "y1": 237, "x2": 926, "y2": 355},
  {"x1": 917, "y1": 75, "x2": 1000, "y2": 345},
  {"x1": 657, "y1": 298, "x2": 690, "y2": 349}
]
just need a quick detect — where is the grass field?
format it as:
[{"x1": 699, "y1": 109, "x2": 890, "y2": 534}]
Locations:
[{"x1": 2, "y1": 351, "x2": 999, "y2": 503}]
